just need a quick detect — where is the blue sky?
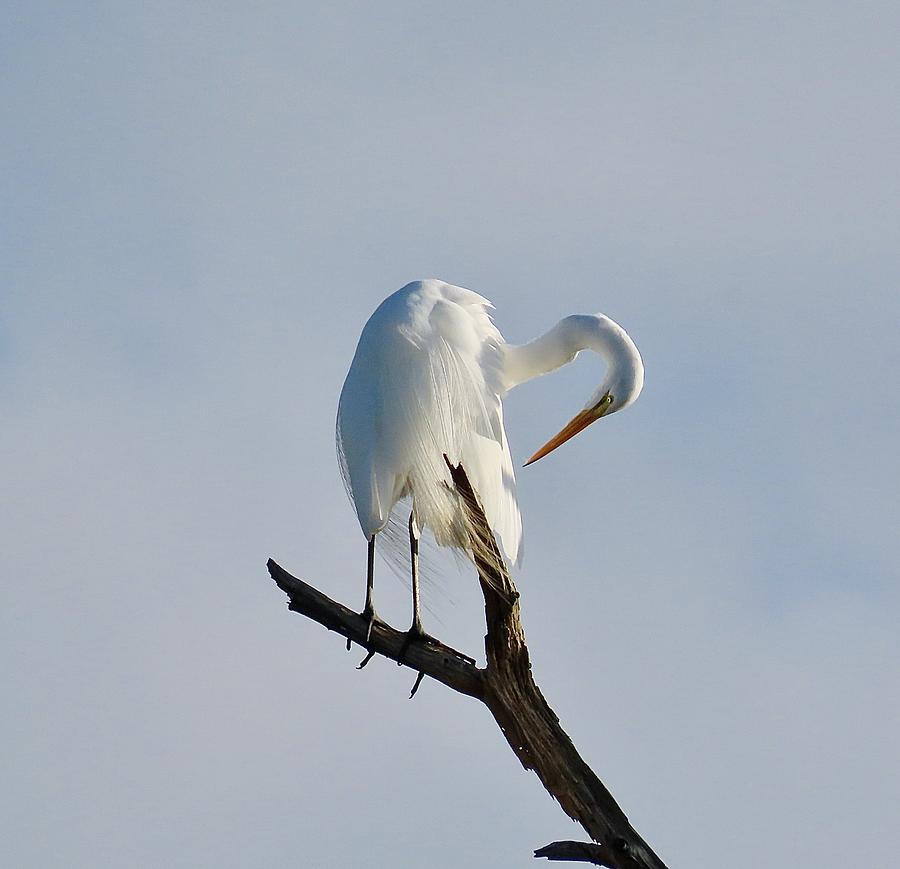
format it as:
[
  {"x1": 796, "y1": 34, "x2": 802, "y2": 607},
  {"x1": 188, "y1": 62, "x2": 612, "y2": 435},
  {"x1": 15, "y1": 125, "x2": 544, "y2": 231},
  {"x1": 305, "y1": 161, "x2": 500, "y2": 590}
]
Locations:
[{"x1": 3, "y1": 4, "x2": 898, "y2": 868}]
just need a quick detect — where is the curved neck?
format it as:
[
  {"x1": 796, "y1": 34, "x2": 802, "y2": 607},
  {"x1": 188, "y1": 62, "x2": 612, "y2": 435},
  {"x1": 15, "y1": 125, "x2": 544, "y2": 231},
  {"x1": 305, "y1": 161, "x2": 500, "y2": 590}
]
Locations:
[
  {"x1": 502, "y1": 317, "x2": 582, "y2": 389},
  {"x1": 502, "y1": 315, "x2": 643, "y2": 409}
]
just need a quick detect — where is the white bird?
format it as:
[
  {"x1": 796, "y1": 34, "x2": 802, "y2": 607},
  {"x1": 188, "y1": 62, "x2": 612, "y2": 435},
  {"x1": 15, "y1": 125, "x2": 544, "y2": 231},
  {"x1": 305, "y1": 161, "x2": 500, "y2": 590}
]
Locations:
[{"x1": 337, "y1": 279, "x2": 644, "y2": 649}]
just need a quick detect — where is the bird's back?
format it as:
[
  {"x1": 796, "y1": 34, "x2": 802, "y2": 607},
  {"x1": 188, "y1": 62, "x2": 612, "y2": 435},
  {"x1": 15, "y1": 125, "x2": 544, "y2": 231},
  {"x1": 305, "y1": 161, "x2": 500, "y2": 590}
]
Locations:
[{"x1": 337, "y1": 280, "x2": 522, "y2": 564}]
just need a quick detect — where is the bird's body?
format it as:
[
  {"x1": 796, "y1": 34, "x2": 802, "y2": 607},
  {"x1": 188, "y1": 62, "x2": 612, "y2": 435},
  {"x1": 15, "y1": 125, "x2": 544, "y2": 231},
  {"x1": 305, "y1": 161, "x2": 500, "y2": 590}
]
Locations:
[
  {"x1": 336, "y1": 279, "x2": 644, "y2": 643},
  {"x1": 337, "y1": 280, "x2": 522, "y2": 563}
]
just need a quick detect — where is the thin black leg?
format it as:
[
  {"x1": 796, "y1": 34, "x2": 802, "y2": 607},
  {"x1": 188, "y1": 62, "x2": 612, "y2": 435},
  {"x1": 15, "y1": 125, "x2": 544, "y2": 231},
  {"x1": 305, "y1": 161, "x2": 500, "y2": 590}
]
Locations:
[
  {"x1": 361, "y1": 535, "x2": 378, "y2": 643},
  {"x1": 409, "y1": 512, "x2": 423, "y2": 636},
  {"x1": 398, "y1": 511, "x2": 430, "y2": 664}
]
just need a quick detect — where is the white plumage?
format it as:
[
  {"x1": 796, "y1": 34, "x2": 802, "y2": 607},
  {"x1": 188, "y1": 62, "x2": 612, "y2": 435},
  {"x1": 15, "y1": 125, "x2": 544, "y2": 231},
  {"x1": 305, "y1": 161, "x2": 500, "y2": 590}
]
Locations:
[
  {"x1": 336, "y1": 279, "x2": 644, "y2": 641},
  {"x1": 337, "y1": 280, "x2": 521, "y2": 563}
]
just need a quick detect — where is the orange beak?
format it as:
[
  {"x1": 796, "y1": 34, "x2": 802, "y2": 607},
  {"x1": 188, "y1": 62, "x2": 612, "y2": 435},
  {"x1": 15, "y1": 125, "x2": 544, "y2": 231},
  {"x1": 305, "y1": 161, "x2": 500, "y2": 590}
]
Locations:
[{"x1": 524, "y1": 406, "x2": 605, "y2": 467}]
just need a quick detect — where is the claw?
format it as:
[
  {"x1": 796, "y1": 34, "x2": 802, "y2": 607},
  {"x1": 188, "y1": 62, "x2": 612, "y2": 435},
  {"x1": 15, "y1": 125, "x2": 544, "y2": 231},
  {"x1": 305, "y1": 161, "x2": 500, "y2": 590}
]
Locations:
[{"x1": 409, "y1": 671, "x2": 426, "y2": 698}]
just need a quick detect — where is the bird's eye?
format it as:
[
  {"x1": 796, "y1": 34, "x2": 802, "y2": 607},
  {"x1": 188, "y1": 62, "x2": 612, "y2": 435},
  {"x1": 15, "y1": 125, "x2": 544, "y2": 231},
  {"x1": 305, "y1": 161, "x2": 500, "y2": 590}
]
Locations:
[{"x1": 590, "y1": 392, "x2": 613, "y2": 414}]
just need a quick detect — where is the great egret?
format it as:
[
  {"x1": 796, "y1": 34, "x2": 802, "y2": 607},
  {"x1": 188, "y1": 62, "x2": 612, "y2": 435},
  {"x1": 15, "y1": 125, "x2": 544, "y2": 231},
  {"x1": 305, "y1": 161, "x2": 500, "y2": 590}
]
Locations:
[{"x1": 337, "y1": 279, "x2": 644, "y2": 648}]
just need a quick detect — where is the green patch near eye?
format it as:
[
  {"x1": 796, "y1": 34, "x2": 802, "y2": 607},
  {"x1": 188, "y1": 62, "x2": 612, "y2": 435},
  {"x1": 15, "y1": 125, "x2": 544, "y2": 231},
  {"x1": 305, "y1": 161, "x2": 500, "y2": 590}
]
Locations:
[{"x1": 591, "y1": 392, "x2": 613, "y2": 413}]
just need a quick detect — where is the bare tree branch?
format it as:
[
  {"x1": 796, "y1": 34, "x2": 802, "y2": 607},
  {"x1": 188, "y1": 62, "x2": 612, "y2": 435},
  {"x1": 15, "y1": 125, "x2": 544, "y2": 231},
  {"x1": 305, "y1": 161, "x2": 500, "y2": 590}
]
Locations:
[
  {"x1": 266, "y1": 560, "x2": 483, "y2": 700},
  {"x1": 534, "y1": 840, "x2": 624, "y2": 866},
  {"x1": 267, "y1": 462, "x2": 669, "y2": 869}
]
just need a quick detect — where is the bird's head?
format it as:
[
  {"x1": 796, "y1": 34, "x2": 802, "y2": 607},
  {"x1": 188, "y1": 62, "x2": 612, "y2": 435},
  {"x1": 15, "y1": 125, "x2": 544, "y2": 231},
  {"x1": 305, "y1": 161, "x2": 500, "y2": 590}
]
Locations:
[{"x1": 523, "y1": 314, "x2": 644, "y2": 466}]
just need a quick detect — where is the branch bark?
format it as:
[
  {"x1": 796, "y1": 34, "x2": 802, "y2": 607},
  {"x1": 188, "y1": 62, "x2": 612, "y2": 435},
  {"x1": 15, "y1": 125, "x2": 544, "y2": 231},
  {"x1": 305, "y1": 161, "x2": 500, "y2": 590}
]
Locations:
[{"x1": 267, "y1": 462, "x2": 669, "y2": 869}]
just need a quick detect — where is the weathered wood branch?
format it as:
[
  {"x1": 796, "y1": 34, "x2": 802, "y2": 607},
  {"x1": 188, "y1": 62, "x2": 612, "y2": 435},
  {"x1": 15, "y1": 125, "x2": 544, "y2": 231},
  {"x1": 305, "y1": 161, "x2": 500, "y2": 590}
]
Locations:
[
  {"x1": 267, "y1": 462, "x2": 669, "y2": 869},
  {"x1": 266, "y1": 559, "x2": 484, "y2": 699},
  {"x1": 534, "y1": 840, "x2": 626, "y2": 866}
]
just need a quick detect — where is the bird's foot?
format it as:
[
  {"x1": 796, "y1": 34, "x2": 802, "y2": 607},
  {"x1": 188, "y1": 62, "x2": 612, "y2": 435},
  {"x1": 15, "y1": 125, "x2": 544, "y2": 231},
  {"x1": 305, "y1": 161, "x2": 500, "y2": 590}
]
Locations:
[
  {"x1": 397, "y1": 624, "x2": 435, "y2": 665},
  {"x1": 347, "y1": 605, "x2": 383, "y2": 651},
  {"x1": 362, "y1": 605, "x2": 383, "y2": 643}
]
